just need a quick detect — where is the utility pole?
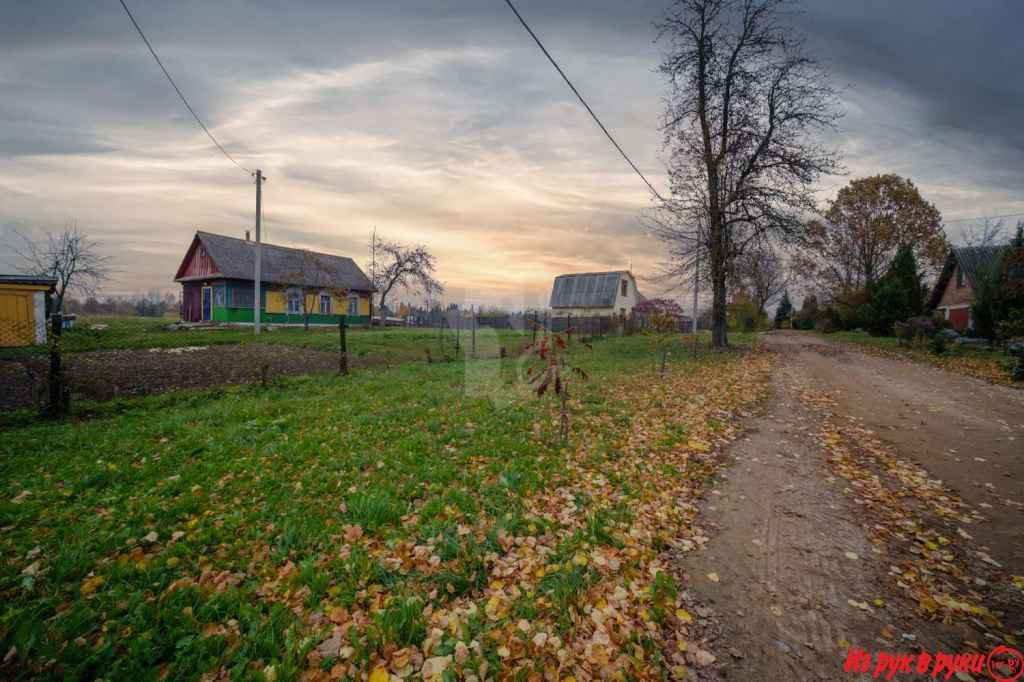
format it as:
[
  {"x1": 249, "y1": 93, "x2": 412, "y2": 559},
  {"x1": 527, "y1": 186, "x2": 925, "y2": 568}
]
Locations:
[
  {"x1": 369, "y1": 227, "x2": 377, "y2": 327},
  {"x1": 254, "y1": 169, "x2": 265, "y2": 334},
  {"x1": 692, "y1": 250, "x2": 700, "y2": 355}
]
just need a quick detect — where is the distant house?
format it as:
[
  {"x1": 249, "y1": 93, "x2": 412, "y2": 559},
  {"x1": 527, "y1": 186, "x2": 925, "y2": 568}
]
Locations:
[
  {"x1": 0, "y1": 275, "x2": 55, "y2": 346},
  {"x1": 927, "y1": 245, "x2": 1008, "y2": 331},
  {"x1": 549, "y1": 271, "x2": 641, "y2": 317},
  {"x1": 173, "y1": 231, "x2": 374, "y2": 325}
]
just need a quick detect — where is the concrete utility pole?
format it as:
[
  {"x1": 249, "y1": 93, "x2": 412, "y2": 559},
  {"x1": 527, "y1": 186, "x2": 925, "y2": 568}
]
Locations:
[
  {"x1": 369, "y1": 227, "x2": 376, "y2": 327},
  {"x1": 692, "y1": 250, "x2": 700, "y2": 354},
  {"x1": 254, "y1": 169, "x2": 264, "y2": 334}
]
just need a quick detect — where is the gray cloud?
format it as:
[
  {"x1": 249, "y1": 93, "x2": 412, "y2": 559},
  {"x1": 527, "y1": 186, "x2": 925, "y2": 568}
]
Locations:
[{"x1": 0, "y1": 0, "x2": 1021, "y2": 299}]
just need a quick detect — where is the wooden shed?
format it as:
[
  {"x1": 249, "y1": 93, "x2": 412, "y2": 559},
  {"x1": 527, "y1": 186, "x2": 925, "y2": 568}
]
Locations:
[{"x1": 0, "y1": 275, "x2": 56, "y2": 347}]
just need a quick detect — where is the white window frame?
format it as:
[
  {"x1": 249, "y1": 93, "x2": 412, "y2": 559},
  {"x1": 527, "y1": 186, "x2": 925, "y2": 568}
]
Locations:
[
  {"x1": 287, "y1": 291, "x2": 302, "y2": 315},
  {"x1": 347, "y1": 294, "x2": 359, "y2": 316},
  {"x1": 319, "y1": 293, "x2": 331, "y2": 315}
]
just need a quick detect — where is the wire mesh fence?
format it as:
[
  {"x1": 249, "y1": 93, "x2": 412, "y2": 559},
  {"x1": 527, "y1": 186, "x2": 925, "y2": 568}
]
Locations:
[{"x1": 1, "y1": 310, "x2": 695, "y2": 417}]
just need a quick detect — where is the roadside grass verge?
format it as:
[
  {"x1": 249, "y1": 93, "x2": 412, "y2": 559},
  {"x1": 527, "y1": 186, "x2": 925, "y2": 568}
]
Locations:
[
  {"x1": 0, "y1": 333, "x2": 769, "y2": 680},
  {"x1": 823, "y1": 330, "x2": 1017, "y2": 386}
]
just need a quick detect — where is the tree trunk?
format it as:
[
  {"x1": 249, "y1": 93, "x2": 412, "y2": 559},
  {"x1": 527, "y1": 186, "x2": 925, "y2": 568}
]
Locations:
[
  {"x1": 710, "y1": 224, "x2": 729, "y2": 349},
  {"x1": 711, "y1": 268, "x2": 728, "y2": 348},
  {"x1": 377, "y1": 293, "x2": 388, "y2": 327}
]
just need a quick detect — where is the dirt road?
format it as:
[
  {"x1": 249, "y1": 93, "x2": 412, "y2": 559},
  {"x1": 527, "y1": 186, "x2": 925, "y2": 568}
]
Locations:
[{"x1": 679, "y1": 332, "x2": 1024, "y2": 680}]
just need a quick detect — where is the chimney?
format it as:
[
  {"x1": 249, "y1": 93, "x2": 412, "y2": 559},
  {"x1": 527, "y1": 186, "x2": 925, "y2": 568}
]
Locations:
[{"x1": 245, "y1": 230, "x2": 251, "y2": 241}]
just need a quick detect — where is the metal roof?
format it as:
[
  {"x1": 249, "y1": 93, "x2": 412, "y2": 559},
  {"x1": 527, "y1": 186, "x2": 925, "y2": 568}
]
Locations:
[
  {"x1": 549, "y1": 271, "x2": 632, "y2": 308},
  {"x1": 0, "y1": 274, "x2": 57, "y2": 287},
  {"x1": 927, "y1": 245, "x2": 1009, "y2": 309},
  {"x1": 176, "y1": 231, "x2": 374, "y2": 291}
]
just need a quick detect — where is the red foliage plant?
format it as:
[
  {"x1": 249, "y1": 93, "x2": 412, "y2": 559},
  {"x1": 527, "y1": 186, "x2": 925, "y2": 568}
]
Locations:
[{"x1": 524, "y1": 326, "x2": 589, "y2": 442}]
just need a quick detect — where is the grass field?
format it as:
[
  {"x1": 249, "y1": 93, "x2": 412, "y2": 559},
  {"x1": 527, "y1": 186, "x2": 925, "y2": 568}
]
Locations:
[
  {"x1": 0, "y1": 332, "x2": 768, "y2": 680},
  {"x1": 0, "y1": 316, "x2": 530, "y2": 364},
  {"x1": 826, "y1": 330, "x2": 1018, "y2": 386}
]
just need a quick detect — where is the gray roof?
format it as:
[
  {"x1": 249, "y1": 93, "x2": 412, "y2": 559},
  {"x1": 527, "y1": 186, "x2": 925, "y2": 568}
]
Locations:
[
  {"x1": 549, "y1": 271, "x2": 632, "y2": 308},
  {"x1": 178, "y1": 231, "x2": 374, "y2": 291},
  {"x1": 0, "y1": 274, "x2": 57, "y2": 287},
  {"x1": 927, "y1": 245, "x2": 1009, "y2": 309},
  {"x1": 953, "y1": 245, "x2": 1006, "y2": 289}
]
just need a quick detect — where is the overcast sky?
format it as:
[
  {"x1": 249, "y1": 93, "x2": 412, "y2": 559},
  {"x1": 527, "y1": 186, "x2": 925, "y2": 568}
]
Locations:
[{"x1": 1, "y1": 0, "x2": 1022, "y2": 306}]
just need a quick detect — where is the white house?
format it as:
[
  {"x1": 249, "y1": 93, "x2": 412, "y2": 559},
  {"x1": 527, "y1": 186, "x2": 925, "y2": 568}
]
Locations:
[{"x1": 549, "y1": 271, "x2": 640, "y2": 317}]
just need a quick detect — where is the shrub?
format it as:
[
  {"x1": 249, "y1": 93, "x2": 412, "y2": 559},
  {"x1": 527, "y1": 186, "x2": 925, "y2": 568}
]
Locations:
[
  {"x1": 997, "y1": 308, "x2": 1024, "y2": 341},
  {"x1": 929, "y1": 333, "x2": 947, "y2": 355},
  {"x1": 861, "y1": 245, "x2": 924, "y2": 336},
  {"x1": 774, "y1": 291, "x2": 793, "y2": 329}
]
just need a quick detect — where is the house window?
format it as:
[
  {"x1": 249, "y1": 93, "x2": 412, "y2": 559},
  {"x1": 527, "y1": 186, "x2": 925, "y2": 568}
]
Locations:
[
  {"x1": 287, "y1": 292, "x2": 302, "y2": 314},
  {"x1": 348, "y1": 294, "x2": 359, "y2": 316},
  {"x1": 621, "y1": 280, "x2": 628, "y2": 297},
  {"x1": 319, "y1": 293, "x2": 331, "y2": 315},
  {"x1": 955, "y1": 267, "x2": 964, "y2": 288}
]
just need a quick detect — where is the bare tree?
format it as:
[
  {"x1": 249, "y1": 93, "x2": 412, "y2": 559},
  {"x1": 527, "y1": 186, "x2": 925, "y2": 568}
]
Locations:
[
  {"x1": 283, "y1": 249, "x2": 347, "y2": 331},
  {"x1": 369, "y1": 239, "x2": 442, "y2": 324},
  {"x1": 730, "y1": 242, "x2": 788, "y2": 317},
  {"x1": 960, "y1": 217, "x2": 1005, "y2": 248},
  {"x1": 655, "y1": 0, "x2": 842, "y2": 347},
  {"x1": 14, "y1": 224, "x2": 112, "y2": 313}
]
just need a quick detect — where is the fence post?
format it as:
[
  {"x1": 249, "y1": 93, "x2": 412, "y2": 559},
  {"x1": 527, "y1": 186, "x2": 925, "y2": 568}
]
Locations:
[
  {"x1": 48, "y1": 312, "x2": 67, "y2": 417},
  {"x1": 455, "y1": 312, "x2": 461, "y2": 353},
  {"x1": 471, "y1": 305, "x2": 476, "y2": 357},
  {"x1": 566, "y1": 313, "x2": 572, "y2": 345},
  {"x1": 338, "y1": 316, "x2": 349, "y2": 376},
  {"x1": 532, "y1": 311, "x2": 537, "y2": 345}
]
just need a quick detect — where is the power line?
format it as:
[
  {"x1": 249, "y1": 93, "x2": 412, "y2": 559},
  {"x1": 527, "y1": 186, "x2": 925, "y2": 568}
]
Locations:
[
  {"x1": 118, "y1": 0, "x2": 251, "y2": 175},
  {"x1": 501, "y1": 0, "x2": 665, "y2": 202},
  {"x1": 943, "y1": 211, "x2": 1024, "y2": 224}
]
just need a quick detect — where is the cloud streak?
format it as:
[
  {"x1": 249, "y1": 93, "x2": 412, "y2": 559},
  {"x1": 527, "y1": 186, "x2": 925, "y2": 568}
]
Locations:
[{"x1": 0, "y1": 0, "x2": 1021, "y2": 304}]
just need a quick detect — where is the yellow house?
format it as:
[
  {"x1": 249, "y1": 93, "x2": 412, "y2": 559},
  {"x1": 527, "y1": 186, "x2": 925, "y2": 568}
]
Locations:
[{"x1": 0, "y1": 275, "x2": 56, "y2": 347}]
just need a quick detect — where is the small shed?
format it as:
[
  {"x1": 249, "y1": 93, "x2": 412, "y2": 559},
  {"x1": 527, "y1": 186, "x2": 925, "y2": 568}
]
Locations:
[
  {"x1": 0, "y1": 275, "x2": 56, "y2": 346},
  {"x1": 549, "y1": 271, "x2": 640, "y2": 317}
]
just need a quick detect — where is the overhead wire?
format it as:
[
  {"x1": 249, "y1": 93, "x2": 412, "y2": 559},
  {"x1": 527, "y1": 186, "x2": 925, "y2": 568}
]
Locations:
[
  {"x1": 118, "y1": 0, "x2": 252, "y2": 175},
  {"x1": 501, "y1": 0, "x2": 665, "y2": 202},
  {"x1": 942, "y1": 211, "x2": 1024, "y2": 224}
]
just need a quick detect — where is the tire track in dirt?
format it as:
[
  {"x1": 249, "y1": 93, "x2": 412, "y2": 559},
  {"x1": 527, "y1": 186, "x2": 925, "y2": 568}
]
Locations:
[
  {"x1": 675, "y1": 333, "x2": 1024, "y2": 680},
  {"x1": 677, "y1": 357, "x2": 882, "y2": 679}
]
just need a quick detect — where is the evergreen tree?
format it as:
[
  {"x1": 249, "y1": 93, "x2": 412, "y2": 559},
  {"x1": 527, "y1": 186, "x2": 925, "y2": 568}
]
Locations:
[
  {"x1": 862, "y1": 244, "x2": 924, "y2": 336},
  {"x1": 774, "y1": 291, "x2": 793, "y2": 329}
]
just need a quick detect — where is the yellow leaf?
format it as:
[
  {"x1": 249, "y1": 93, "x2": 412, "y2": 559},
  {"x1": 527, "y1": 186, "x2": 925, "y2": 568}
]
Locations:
[
  {"x1": 80, "y1": 575, "x2": 104, "y2": 596},
  {"x1": 675, "y1": 608, "x2": 693, "y2": 624},
  {"x1": 369, "y1": 667, "x2": 389, "y2": 682}
]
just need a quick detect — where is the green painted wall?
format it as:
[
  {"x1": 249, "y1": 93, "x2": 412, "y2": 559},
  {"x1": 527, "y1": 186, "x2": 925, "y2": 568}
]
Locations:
[
  {"x1": 201, "y1": 279, "x2": 371, "y2": 326},
  {"x1": 211, "y1": 304, "x2": 367, "y2": 326}
]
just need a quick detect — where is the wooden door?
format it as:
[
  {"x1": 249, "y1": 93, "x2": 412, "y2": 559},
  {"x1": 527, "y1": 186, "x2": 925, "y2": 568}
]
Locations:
[{"x1": 201, "y1": 286, "x2": 212, "y2": 321}]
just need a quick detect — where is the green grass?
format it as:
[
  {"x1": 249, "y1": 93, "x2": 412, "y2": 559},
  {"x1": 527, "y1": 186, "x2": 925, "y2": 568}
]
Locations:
[
  {"x1": 0, "y1": 331, "x2": 764, "y2": 679},
  {"x1": 0, "y1": 315, "x2": 529, "y2": 363},
  {"x1": 824, "y1": 330, "x2": 1017, "y2": 385}
]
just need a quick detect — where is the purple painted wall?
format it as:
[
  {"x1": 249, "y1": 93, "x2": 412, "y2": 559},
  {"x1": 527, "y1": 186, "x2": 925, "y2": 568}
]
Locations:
[{"x1": 182, "y1": 282, "x2": 203, "y2": 322}]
